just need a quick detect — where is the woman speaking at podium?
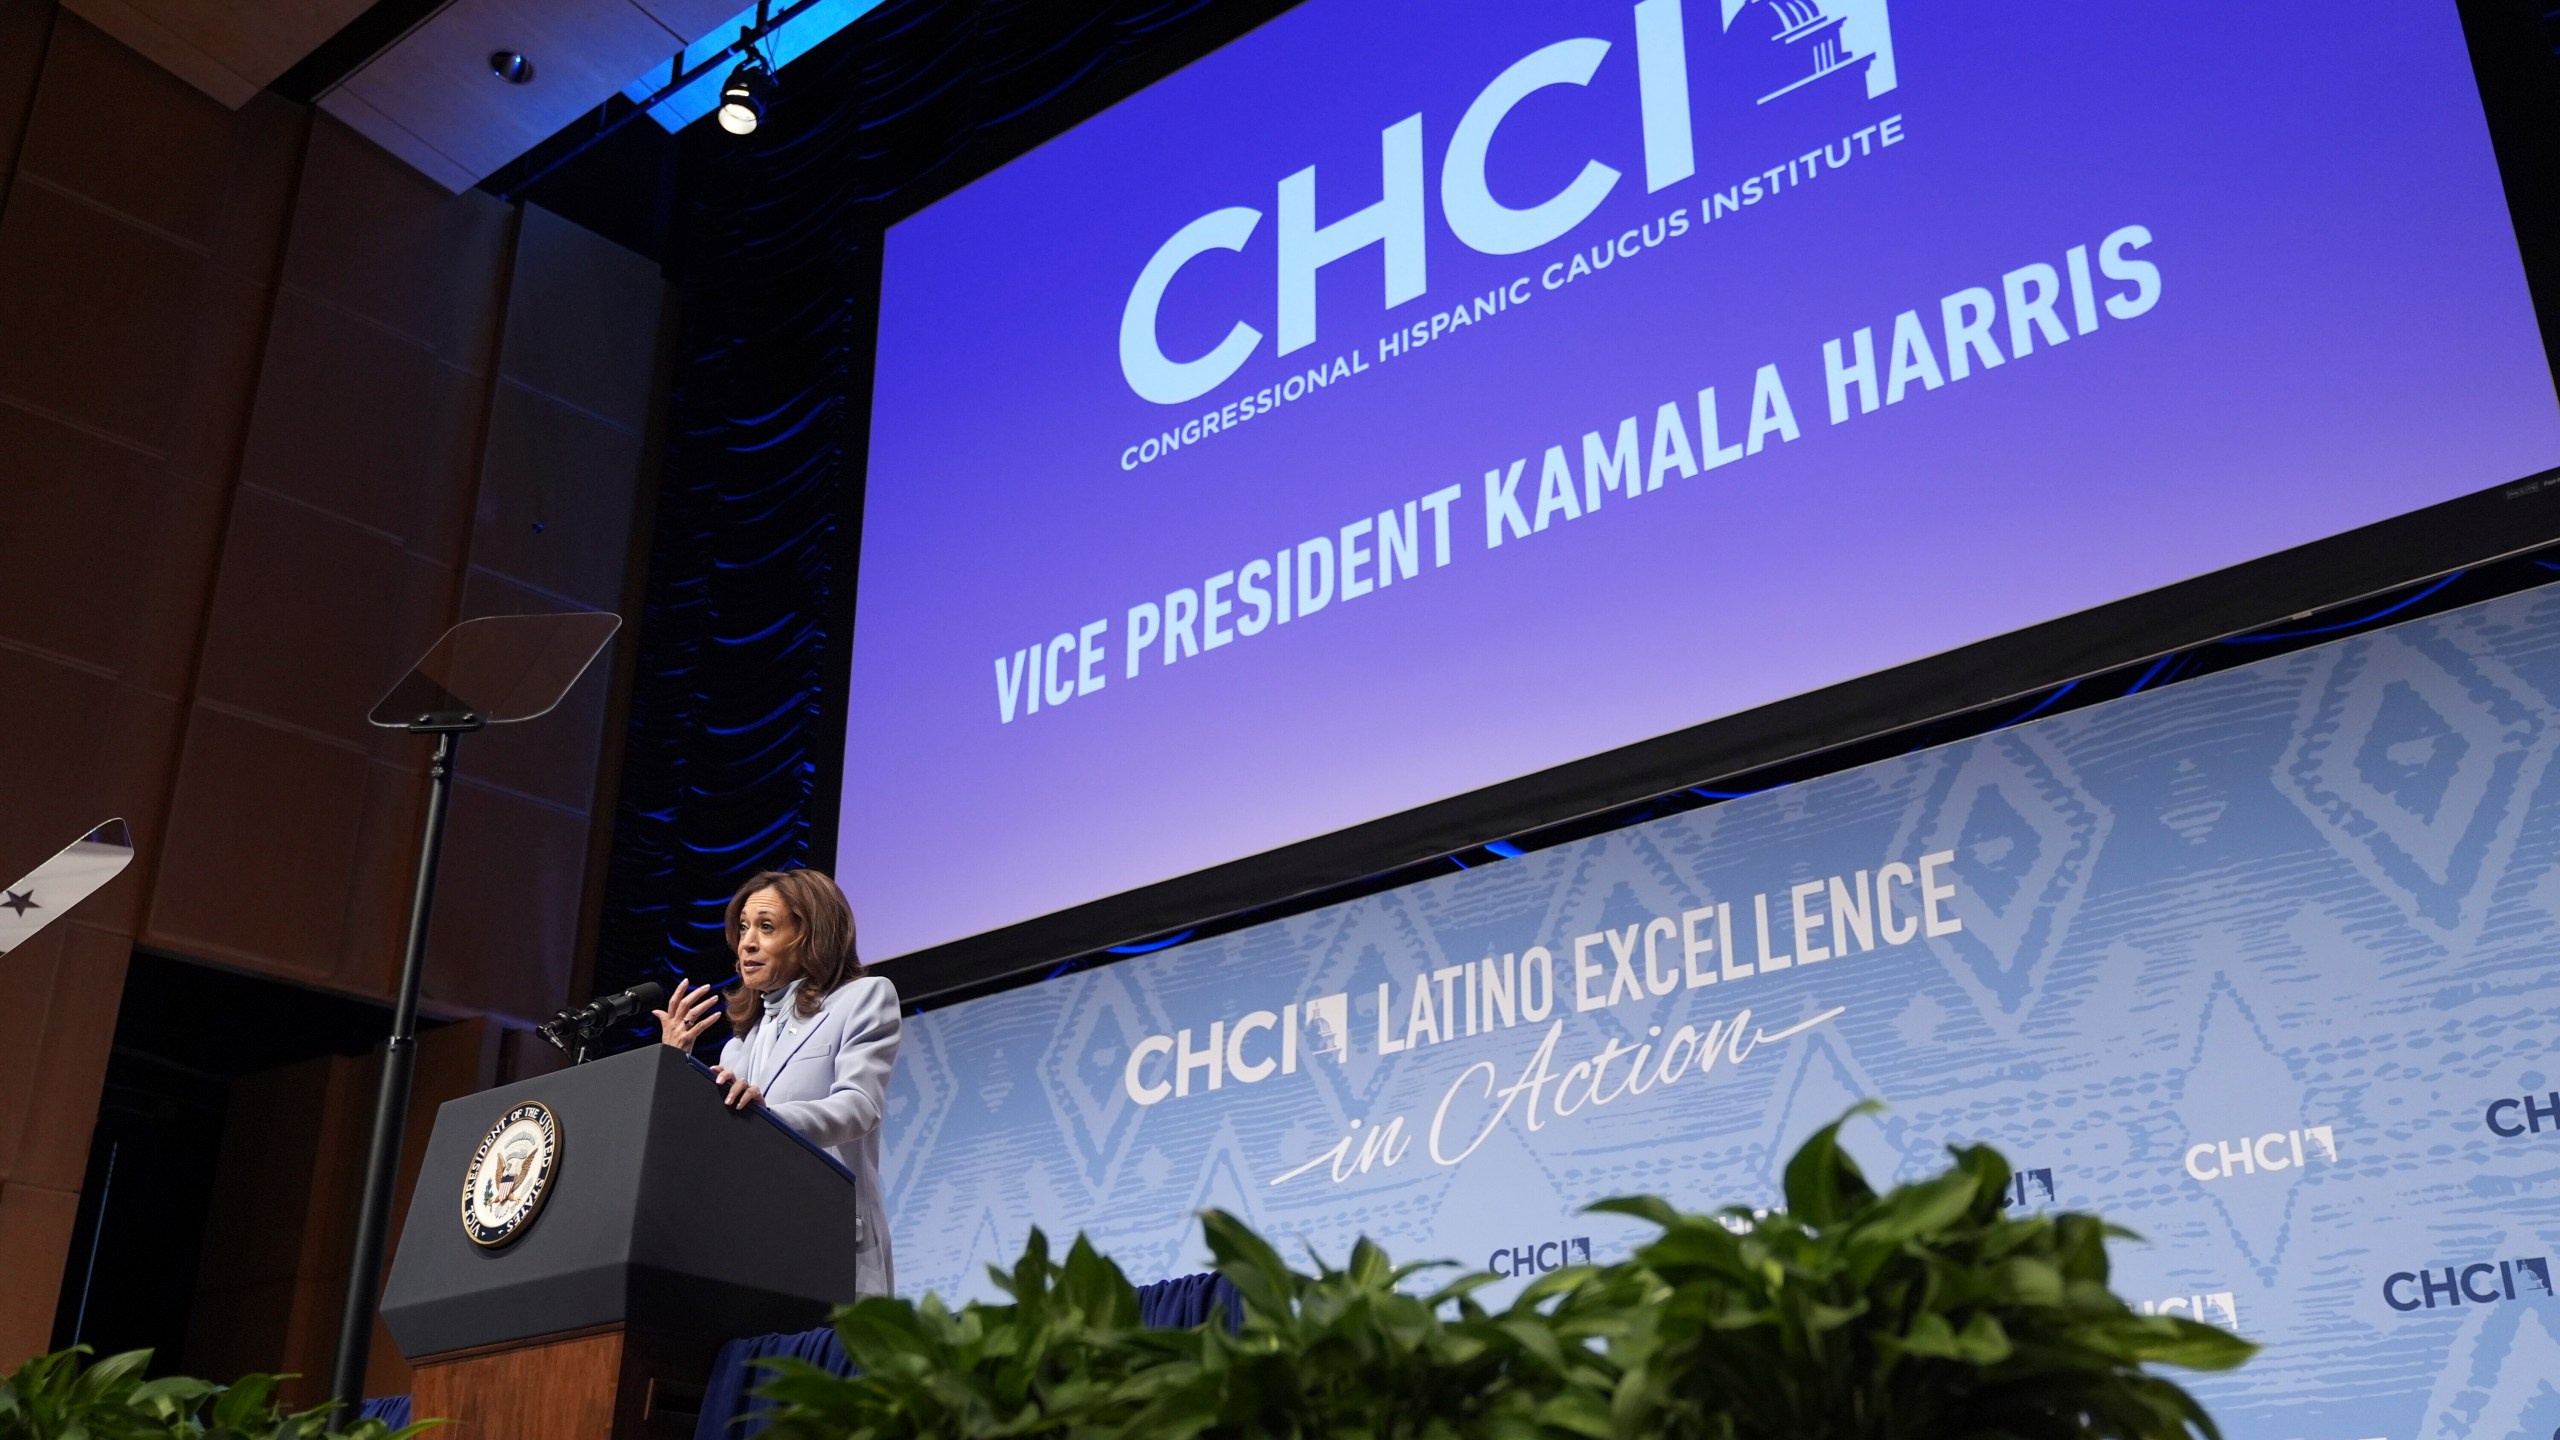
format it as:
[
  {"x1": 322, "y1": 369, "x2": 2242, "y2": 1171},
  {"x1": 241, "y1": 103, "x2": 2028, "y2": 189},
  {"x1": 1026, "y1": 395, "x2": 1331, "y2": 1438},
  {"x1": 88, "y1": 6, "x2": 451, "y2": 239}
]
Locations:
[{"x1": 656, "y1": 867, "x2": 901, "y2": 1296}]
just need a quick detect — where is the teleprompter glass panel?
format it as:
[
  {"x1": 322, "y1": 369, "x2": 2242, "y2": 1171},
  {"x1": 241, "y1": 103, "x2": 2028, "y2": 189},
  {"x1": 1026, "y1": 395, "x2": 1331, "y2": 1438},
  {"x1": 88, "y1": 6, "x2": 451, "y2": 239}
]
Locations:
[{"x1": 368, "y1": 613, "x2": 621, "y2": 731}]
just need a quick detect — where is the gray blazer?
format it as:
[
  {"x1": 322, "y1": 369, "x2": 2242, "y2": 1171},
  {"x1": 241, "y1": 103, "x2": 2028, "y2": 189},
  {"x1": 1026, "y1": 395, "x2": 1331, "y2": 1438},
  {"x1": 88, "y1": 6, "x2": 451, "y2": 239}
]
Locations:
[{"x1": 717, "y1": 974, "x2": 901, "y2": 1297}]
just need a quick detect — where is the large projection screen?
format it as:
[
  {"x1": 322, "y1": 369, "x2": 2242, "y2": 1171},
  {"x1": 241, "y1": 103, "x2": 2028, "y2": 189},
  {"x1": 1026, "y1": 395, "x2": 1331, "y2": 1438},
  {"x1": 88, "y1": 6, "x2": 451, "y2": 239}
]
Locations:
[{"x1": 844, "y1": 0, "x2": 2560, "y2": 969}]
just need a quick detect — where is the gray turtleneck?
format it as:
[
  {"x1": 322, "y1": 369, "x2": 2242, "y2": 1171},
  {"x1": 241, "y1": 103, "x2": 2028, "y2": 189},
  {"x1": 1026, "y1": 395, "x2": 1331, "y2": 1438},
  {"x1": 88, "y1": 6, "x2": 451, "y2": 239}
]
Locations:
[{"x1": 741, "y1": 979, "x2": 808, "y2": 1089}]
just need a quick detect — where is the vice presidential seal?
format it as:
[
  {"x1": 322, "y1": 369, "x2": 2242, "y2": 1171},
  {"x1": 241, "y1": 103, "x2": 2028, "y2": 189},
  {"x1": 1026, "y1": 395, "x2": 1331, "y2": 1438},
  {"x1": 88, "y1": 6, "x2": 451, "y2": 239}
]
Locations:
[{"x1": 461, "y1": 1101, "x2": 561, "y2": 1247}]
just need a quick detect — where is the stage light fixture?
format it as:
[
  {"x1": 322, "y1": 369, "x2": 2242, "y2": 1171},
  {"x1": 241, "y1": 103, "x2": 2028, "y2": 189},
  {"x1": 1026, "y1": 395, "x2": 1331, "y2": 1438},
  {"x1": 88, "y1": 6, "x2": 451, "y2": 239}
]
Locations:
[
  {"x1": 488, "y1": 50, "x2": 535, "y2": 84},
  {"x1": 718, "y1": 55, "x2": 773, "y2": 135}
]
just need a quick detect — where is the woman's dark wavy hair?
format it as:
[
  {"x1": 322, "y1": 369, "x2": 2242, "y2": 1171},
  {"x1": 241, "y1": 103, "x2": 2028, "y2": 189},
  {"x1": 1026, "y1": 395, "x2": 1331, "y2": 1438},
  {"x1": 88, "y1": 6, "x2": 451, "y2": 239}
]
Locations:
[{"x1": 723, "y1": 868, "x2": 862, "y2": 1032}]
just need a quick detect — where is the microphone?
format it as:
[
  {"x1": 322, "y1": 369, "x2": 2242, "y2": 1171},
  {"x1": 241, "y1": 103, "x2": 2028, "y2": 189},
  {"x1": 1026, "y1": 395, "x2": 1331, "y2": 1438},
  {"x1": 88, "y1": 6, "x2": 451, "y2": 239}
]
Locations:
[{"x1": 538, "y1": 980, "x2": 668, "y2": 1054}]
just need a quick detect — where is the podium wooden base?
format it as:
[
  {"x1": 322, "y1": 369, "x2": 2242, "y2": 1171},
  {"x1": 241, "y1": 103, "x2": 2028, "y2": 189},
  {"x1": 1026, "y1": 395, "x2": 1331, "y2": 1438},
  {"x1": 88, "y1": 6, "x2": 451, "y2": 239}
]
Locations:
[{"x1": 407, "y1": 1324, "x2": 714, "y2": 1439}]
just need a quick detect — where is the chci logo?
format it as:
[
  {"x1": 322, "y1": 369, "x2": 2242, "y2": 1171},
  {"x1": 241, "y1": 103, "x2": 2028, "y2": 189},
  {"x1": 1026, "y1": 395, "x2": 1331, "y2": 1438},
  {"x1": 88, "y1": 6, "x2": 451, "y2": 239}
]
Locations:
[
  {"x1": 2136, "y1": 1293, "x2": 2239, "y2": 1329},
  {"x1": 2485, "y1": 1090, "x2": 2560, "y2": 1138},
  {"x1": 2184, "y1": 1126, "x2": 2337, "y2": 1182},
  {"x1": 2004, "y1": 1167, "x2": 2055, "y2": 1207},
  {"x1": 1489, "y1": 1236, "x2": 1593, "y2": 1278},
  {"x1": 2383, "y1": 1256, "x2": 2553, "y2": 1312},
  {"x1": 1118, "y1": 0, "x2": 1898, "y2": 405}
]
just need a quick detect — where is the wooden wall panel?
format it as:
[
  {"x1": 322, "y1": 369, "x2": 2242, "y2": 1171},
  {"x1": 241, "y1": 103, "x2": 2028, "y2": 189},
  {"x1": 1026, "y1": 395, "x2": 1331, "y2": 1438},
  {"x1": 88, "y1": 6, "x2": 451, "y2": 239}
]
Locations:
[
  {"x1": 0, "y1": 922, "x2": 76, "y2": 1352},
  {"x1": 424, "y1": 778, "x2": 596, "y2": 1024},
  {"x1": 0, "y1": 11, "x2": 267, "y2": 1361},
  {"x1": 0, "y1": 413, "x2": 162, "y2": 667},
  {"x1": 280, "y1": 120, "x2": 514, "y2": 367},
  {"x1": 0, "y1": 926, "x2": 132, "y2": 1331},
  {"x1": 336, "y1": 757, "x2": 435, "y2": 1002},
  {"x1": 0, "y1": 633, "x2": 131, "y2": 877},
  {"x1": 470, "y1": 383, "x2": 647, "y2": 610},
  {"x1": 11, "y1": 928, "x2": 132, "y2": 1191},
  {"x1": 0, "y1": 927, "x2": 71, "y2": 1186},
  {"x1": 0, "y1": 0, "x2": 54, "y2": 191},
  {"x1": 187, "y1": 1020, "x2": 502, "y2": 1408},
  {"x1": 148, "y1": 704, "x2": 376, "y2": 976},
  {"x1": 190, "y1": 488, "x2": 422, "y2": 735},
  {"x1": 236, "y1": 290, "x2": 480, "y2": 547},
  {"x1": 497, "y1": 206, "x2": 664, "y2": 434},
  {"x1": 0, "y1": 0, "x2": 668, "y2": 1368},
  {"x1": 35, "y1": 695, "x2": 181, "y2": 940},
  {"x1": 16, "y1": 11, "x2": 238, "y2": 247},
  {"x1": 0, "y1": 1184, "x2": 79, "y2": 1361},
  {"x1": 416, "y1": 198, "x2": 667, "y2": 1024},
  {"x1": 0, "y1": 181, "x2": 211, "y2": 449},
  {"x1": 185, "y1": 1052, "x2": 350, "y2": 1387}
]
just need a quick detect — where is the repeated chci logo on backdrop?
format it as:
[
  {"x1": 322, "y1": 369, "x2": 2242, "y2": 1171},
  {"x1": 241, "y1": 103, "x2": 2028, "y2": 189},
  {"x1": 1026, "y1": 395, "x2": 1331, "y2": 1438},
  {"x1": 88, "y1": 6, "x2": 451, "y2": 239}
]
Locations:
[
  {"x1": 2486, "y1": 1090, "x2": 2560, "y2": 1140},
  {"x1": 884, "y1": 579, "x2": 2560, "y2": 1440}
]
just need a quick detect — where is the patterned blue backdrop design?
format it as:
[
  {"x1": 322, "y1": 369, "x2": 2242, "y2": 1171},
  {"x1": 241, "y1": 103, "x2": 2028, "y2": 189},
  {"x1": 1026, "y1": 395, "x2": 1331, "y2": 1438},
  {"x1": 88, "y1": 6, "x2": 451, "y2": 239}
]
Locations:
[{"x1": 881, "y1": 578, "x2": 2560, "y2": 1439}]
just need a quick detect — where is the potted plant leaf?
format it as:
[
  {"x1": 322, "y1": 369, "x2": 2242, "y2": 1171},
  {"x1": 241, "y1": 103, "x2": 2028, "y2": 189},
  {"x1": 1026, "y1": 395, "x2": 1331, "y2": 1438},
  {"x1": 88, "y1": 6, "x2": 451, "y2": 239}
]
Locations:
[
  {"x1": 1589, "y1": 1104, "x2": 2256, "y2": 1438},
  {"x1": 754, "y1": 1106, "x2": 2252, "y2": 1440},
  {"x1": 0, "y1": 1347, "x2": 441, "y2": 1440}
]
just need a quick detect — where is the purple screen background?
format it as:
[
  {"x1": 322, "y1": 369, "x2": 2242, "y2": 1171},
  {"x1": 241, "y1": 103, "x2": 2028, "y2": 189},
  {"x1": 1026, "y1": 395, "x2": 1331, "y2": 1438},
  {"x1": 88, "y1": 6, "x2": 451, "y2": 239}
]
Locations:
[{"x1": 846, "y1": 0, "x2": 2560, "y2": 962}]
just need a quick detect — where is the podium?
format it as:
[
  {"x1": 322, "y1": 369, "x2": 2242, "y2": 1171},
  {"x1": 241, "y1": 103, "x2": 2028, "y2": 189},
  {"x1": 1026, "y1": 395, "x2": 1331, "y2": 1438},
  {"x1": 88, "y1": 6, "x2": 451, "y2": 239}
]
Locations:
[{"x1": 379, "y1": 1044, "x2": 862, "y2": 1438}]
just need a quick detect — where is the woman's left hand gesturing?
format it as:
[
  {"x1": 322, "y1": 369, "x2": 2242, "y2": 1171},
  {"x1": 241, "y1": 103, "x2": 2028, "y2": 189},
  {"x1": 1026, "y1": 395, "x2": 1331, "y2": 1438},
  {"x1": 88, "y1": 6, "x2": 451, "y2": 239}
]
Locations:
[{"x1": 655, "y1": 978, "x2": 725, "y2": 1054}]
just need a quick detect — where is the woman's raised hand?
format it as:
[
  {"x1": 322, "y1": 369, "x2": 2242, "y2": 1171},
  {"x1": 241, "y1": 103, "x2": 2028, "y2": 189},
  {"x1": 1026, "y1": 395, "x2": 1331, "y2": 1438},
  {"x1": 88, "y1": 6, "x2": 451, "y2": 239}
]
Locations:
[{"x1": 655, "y1": 978, "x2": 724, "y2": 1054}]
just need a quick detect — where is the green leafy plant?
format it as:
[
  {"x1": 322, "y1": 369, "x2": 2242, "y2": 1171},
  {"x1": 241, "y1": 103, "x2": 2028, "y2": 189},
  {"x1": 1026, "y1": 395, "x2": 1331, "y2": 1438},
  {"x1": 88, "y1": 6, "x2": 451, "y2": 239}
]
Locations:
[
  {"x1": 756, "y1": 1107, "x2": 2253, "y2": 1440},
  {"x1": 1590, "y1": 1103, "x2": 2256, "y2": 1439},
  {"x1": 1132, "y1": 1211, "x2": 1644, "y2": 1440},
  {"x1": 759, "y1": 1217, "x2": 1633, "y2": 1440},
  {"x1": 754, "y1": 1229, "x2": 1173, "y2": 1438},
  {"x1": 0, "y1": 1347, "x2": 440, "y2": 1440}
]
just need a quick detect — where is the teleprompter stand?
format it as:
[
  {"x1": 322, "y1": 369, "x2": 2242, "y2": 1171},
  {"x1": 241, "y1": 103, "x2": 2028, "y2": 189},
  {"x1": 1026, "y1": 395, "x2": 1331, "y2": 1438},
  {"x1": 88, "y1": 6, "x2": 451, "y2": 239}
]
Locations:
[{"x1": 329, "y1": 612, "x2": 621, "y2": 1418}]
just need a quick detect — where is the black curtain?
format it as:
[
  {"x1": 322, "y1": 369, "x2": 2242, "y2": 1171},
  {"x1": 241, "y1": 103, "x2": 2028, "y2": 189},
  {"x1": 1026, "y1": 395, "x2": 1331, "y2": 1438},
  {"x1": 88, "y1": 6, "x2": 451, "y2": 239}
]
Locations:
[{"x1": 597, "y1": 0, "x2": 1301, "y2": 1007}]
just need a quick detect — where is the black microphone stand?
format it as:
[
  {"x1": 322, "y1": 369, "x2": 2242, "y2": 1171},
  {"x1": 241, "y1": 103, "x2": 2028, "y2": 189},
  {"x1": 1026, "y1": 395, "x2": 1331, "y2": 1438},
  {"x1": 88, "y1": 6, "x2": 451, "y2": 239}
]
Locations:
[
  {"x1": 537, "y1": 981, "x2": 671, "y2": 1065},
  {"x1": 536, "y1": 1006, "x2": 595, "y2": 1064}
]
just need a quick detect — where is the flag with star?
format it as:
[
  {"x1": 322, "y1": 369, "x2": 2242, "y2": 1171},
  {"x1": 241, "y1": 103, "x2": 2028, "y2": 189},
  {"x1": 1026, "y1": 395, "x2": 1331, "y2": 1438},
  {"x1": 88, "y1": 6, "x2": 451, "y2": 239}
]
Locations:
[{"x1": 0, "y1": 819, "x2": 133, "y2": 957}]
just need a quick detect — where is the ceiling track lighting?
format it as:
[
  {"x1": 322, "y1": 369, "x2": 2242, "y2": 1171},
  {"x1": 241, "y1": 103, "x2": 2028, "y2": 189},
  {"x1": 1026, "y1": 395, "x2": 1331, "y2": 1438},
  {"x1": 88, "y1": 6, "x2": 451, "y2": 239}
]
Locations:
[
  {"x1": 719, "y1": 0, "x2": 778, "y2": 137},
  {"x1": 719, "y1": 49, "x2": 775, "y2": 135},
  {"x1": 496, "y1": 0, "x2": 827, "y2": 198}
]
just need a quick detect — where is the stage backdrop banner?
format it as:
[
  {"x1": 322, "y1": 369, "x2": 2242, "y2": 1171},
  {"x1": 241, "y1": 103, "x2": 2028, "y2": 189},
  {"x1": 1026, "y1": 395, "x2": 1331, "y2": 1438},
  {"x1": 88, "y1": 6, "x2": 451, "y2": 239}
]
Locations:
[
  {"x1": 882, "y1": 577, "x2": 2560, "y2": 1437},
  {"x1": 845, "y1": 0, "x2": 2560, "y2": 962}
]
